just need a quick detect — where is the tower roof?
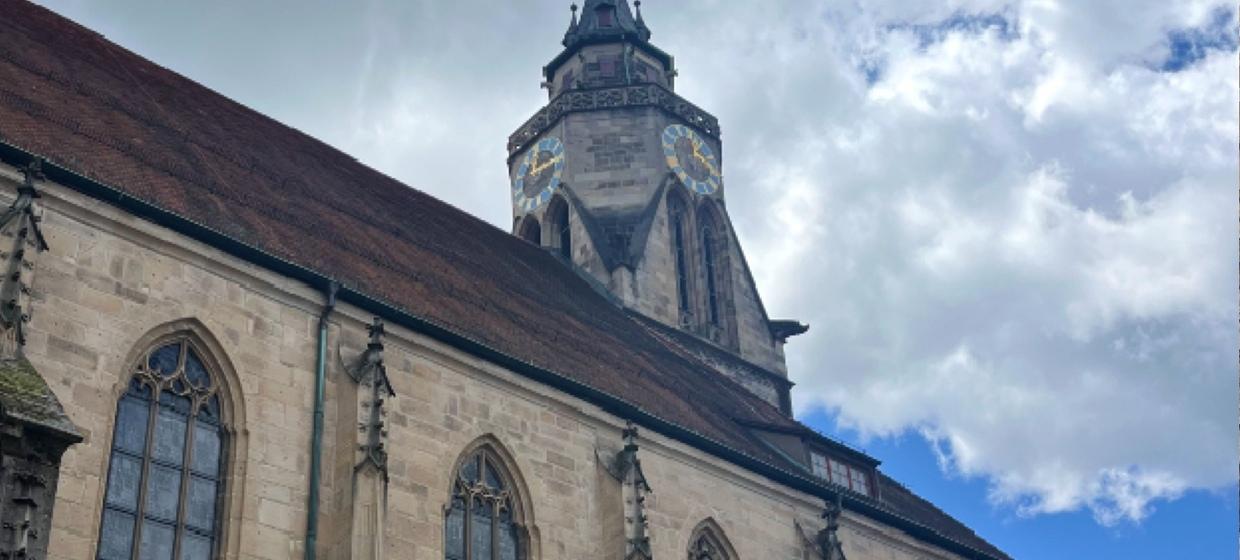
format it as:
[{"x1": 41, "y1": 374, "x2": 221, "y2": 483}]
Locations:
[
  {"x1": 563, "y1": 0, "x2": 651, "y2": 47},
  {"x1": 547, "y1": 0, "x2": 669, "y2": 80}
]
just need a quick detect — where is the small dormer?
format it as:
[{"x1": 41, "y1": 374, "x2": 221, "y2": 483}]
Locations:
[{"x1": 740, "y1": 419, "x2": 882, "y2": 500}]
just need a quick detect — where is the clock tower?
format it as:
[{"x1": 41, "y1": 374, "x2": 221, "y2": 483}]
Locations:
[{"x1": 507, "y1": 0, "x2": 805, "y2": 403}]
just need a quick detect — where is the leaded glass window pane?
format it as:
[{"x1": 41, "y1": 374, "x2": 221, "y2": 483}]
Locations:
[
  {"x1": 144, "y1": 464, "x2": 182, "y2": 522},
  {"x1": 498, "y1": 509, "x2": 518, "y2": 560},
  {"x1": 152, "y1": 407, "x2": 187, "y2": 466},
  {"x1": 470, "y1": 508, "x2": 492, "y2": 560},
  {"x1": 445, "y1": 499, "x2": 465, "y2": 560},
  {"x1": 98, "y1": 510, "x2": 136, "y2": 560},
  {"x1": 138, "y1": 520, "x2": 175, "y2": 560},
  {"x1": 184, "y1": 352, "x2": 210, "y2": 389},
  {"x1": 148, "y1": 344, "x2": 181, "y2": 377},
  {"x1": 178, "y1": 534, "x2": 212, "y2": 560},
  {"x1": 105, "y1": 454, "x2": 142, "y2": 510},
  {"x1": 115, "y1": 396, "x2": 150, "y2": 455},
  {"x1": 191, "y1": 423, "x2": 220, "y2": 477},
  {"x1": 185, "y1": 476, "x2": 217, "y2": 532},
  {"x1": 98, "y1": 340, "x2": 226, "y2": 560}
]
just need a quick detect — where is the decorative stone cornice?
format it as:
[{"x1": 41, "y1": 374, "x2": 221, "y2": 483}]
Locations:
[{"x1": 508, "y1": 83, "x2": 720, "y2": 155}]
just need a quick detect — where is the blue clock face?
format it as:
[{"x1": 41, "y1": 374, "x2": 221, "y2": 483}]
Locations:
[
  {"x1": 662, "y1": 124, "x2": 721, "y2": 195},
  {"x1": 512, "y1": 136, "x2": 565, "y2": 213}
]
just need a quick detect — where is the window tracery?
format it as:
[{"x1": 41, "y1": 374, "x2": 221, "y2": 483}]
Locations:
[
  {"x1": 687, "y1": 521, "x2": 736, "y2": 560},
  {"x1": 97, "y1": 339, "x2": 226, "y2": 560},
  {"x1": 445, "y1": 446, "x2": 526, "y2": 560}
]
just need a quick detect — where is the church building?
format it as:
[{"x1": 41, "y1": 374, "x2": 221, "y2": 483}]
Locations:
[{"x1": 0, "y1": 0, "x2": 1011, "y2": 558}]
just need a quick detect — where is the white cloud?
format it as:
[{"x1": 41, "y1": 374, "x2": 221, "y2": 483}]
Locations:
[{"x1": 702, "y1": 1, "x2": 1237, "y2": 525}]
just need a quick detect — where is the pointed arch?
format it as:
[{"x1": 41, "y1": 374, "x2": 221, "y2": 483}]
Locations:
[
  {"x1": 696, "y1": 201, "x2": 736, "y2": 348},
  {"x1": 688, "y1": 518, "x2": 739, "y2": 560},
  {"x1": 444, "y1": 435, "x2": 537, "y2": 560},
  {"x1": 97, "y1": 318, "x2": 247, "y2": 560},
  {"x1": 667, "y1": 186, "x2": 696, "y2": 327},
  {"x1": 544, "y1": 195, "x2": 572, "y2": 261},
  {"x1": 517, "y1": 215, "x2": 542, "y2": 246}
]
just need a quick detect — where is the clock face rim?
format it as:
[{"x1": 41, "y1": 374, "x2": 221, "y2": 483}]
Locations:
[
  {"x1": 662, "y1": 124, "x2": 722, "y2": 195},
  {"x1": 512, "y1": 136, "x2": 566, "y2": 214}
]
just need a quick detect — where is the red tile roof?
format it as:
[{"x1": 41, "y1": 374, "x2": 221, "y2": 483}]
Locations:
[{"x1": 0, "y1": 2, "x2": 1007, "y2": 558}]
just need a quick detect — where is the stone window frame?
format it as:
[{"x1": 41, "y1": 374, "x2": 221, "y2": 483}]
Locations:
[
  {"x1": 687, "y1": 518, "x2": 739, "y2": 560},
  {"x1": 443, "y1": 436, "x2": 538, "y2": 560},
  {"x1": 94, "y1": 319, "x2": 247, "y2": 560}
]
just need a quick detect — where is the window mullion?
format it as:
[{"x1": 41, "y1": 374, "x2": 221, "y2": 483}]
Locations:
[
  {"x1": 130, "y1": 387, "x2": 159, "y2": 560},
  {"x1": 172, "y1": 406, "x2": 198, "y2": 560},
  {"x1": 463, "y1": 489, "x2": 473, "y2": 560},
  {"x1": 490, "y1": 500, "x2": 500, "y2": 560}
]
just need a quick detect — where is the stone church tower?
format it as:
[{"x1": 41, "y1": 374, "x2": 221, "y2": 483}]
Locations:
[{"x1": 507, "y1": 0, "x2": 806, "y2": 398}]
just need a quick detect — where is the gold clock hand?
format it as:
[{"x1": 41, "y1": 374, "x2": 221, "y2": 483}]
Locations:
[
  {"x1": 531, "y1": 161, "x2": 548, "y2": 177},
  {"x1": 530, "y1": 154, "x2": 562, "y2": 177},
  {"x1": 693, "y1": 151, "x2": 718, "y2": 176},
  {"x1": 690, "y1": 141, "x2": 718, "y2": 176}
]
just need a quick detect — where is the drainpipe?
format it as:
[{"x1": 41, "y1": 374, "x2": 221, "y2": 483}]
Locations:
[{"x1": 305, "y1": 281, "x2": 337, "y2": 559}]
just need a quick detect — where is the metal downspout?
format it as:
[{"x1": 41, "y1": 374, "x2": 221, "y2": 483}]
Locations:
[{"x1": 305, "y1": 281, "x2": 337, "y2": 559}]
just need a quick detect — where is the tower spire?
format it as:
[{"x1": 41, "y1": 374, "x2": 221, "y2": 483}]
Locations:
[
  {"x1": 562, "y1": 3, "x2": 580, "y2": 47},
  {"x1": 634, "y1": 1, "x2": 651, "y2": 41}
]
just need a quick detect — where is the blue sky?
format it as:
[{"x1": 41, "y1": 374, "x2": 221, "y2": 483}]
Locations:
[
  {"x1": 33, "y1": 1, "x2": 1238, "y2": 558},
  {"x1": 800, "y1": 408, "x2": 1237, "y2": 558}
]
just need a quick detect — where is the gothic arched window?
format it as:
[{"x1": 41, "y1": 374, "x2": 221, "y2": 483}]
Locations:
[
  {"x1": 668, "y1": 191, "x2": 694, "y2": 324},
  {"x1": 98, "y1": 339, "x2": 227, "y2": 560},
  {"x1": 688, "y1": 519, "x2": 737, "y2": 560},
  {"x1": 545, "y1": 197, "x2": 571, "y2": 261},
  {"x1": 445, "y1": 446, "x2": 527, "y2": 560},
  {"x1": 704, "y1": 214, "x2": 724, "y2": 327},
  {"x1": 518, "y1": 216, "x2": 542, "y2": 245},
  {"x1": 697, "y1": 203, "x2": 737, "y2": 348}
]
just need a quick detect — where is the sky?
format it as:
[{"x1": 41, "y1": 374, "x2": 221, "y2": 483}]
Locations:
[{"x1": 31, "y1": 1, "x2": 1238, "y2": 558}]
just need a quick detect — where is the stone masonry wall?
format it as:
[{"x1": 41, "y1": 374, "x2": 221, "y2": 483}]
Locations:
[{"x1": 4, "y1": 165, "x2": 970, "y2": 560}]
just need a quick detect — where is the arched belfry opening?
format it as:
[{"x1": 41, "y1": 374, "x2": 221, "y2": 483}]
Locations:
[
  {"x1": 517, "y1": 215, "x2": 542, "y2": 246},
  {"x1": 667, "y1": 187, "x2": 696, "y2": 327},
  {"x1": 697, "y1": 202, "x2": 736, "y2": 349},
  {"x1": 545, "y1": 196, "x2": 572, "y2": 261}
]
